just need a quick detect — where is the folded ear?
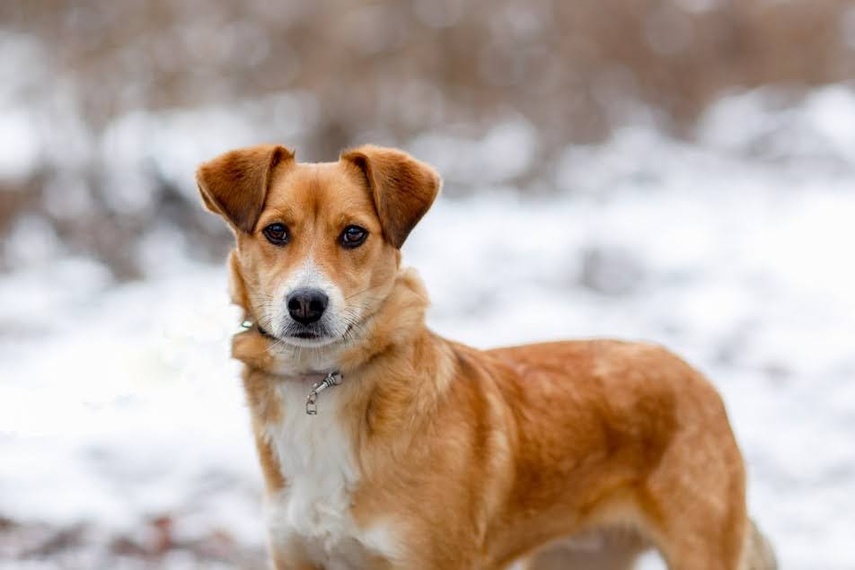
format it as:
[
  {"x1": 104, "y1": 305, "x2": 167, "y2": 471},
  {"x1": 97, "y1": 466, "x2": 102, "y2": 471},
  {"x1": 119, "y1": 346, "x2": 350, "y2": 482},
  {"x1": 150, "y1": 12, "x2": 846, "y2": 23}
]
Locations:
[
  {"x1": 341, "y1": 145, "x2": 441, "y2": 248},
  {"x1": 196, "y1": 144, "x2": 293, "y2": 233}
]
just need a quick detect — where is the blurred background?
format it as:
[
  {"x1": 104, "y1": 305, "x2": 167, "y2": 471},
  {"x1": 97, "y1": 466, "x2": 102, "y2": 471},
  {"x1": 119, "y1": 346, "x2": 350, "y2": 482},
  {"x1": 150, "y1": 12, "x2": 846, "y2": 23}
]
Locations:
[{"x1": 1, "y1": 0, "x2": 854, "y2": 568}]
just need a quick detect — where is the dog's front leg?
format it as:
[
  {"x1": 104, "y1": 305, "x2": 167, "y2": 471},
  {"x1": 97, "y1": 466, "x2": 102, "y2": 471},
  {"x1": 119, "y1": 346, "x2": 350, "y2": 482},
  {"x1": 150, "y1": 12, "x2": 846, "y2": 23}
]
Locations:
[{"x1": 268, "y1": 538, "x2": 319, "y2": 570}]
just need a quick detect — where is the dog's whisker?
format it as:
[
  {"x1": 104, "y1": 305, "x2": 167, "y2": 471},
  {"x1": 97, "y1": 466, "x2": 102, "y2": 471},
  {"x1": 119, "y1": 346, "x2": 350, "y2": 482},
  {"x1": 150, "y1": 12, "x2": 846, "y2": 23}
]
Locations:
[{"x1": 344, "y1": 283, "x2": 389, "y2": 301}]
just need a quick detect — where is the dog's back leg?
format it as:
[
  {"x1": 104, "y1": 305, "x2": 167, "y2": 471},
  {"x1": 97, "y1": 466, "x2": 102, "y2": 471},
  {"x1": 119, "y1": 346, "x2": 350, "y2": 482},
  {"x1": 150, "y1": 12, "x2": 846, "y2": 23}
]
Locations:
[{"x1": 639, "y1": 425, "x2": 755, "y2": 569}]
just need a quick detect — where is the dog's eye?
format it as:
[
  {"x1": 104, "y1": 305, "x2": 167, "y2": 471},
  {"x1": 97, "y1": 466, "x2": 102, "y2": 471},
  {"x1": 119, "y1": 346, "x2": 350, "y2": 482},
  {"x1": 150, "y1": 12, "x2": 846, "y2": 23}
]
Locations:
[
  {"x1": 340, "y1": 225, "x2": 368, "y2": 248},
  {"x1": 262, "y1": 223, "x2": 289, "y2": 245}
]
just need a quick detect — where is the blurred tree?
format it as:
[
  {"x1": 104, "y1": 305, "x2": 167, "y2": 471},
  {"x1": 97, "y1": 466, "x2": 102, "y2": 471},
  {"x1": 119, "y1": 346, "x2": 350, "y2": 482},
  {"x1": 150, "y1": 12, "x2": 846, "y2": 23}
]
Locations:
[{"x1": 0, "y1": 0, "x2": 852, "y2": 277}]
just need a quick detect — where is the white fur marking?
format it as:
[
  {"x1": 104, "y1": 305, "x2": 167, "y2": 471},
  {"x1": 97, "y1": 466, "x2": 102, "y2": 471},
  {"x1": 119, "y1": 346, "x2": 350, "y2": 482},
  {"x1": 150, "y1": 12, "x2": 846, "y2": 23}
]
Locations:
[{"x1": 265, "y1": 381, "x2": 401, "y2": 567}]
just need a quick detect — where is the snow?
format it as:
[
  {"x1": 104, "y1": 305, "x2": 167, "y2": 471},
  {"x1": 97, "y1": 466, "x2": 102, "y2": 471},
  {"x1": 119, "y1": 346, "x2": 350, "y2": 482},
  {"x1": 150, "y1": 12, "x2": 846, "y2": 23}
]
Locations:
[
  {"x1": 409, "y1": 116, "x2": 539, "y2": 187},
  {"x1": 98, "y1": 92, "x2": 319, "y2": 205},
  {"x1": 3, "y1": 87, "x2": 855, "y2": 568},
  {"x1": 0, "y1": 109, "x2": 42, "y2": 183}
]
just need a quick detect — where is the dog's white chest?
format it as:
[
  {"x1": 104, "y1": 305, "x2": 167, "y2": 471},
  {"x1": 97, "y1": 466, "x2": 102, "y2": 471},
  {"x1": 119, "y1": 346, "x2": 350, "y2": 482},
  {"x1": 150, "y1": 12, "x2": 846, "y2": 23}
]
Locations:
[{"x1": 264, "y1": 382, "x2": 398, "y2": 567}]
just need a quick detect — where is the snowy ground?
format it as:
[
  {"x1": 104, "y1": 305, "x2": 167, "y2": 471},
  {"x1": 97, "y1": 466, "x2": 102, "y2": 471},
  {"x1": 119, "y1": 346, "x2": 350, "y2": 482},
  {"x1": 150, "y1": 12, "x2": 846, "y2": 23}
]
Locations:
[{"x1": 2, "y1": 87, "x2": 855, "y2": 568}]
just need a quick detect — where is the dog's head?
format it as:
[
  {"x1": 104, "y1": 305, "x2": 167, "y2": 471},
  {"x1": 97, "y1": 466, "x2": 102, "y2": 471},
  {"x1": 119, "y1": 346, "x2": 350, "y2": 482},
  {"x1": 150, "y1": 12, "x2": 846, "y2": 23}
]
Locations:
[{"x1": 196, "y1": 144, "x2": 440, "y2": 352}]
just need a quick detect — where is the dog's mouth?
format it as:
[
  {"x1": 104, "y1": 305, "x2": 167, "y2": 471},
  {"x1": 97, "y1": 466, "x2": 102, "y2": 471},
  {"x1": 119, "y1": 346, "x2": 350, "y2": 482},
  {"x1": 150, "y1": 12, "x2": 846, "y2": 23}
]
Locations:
[
  {"x1": 291, "y1": 330, "x2": 321, "y2": 340},
  {"x1": 278, "y1": 322, "x2": 355, "y2": 347},
  {"x1": 283, "y1": 325, "x2": 329, "y2": 344},
  {"x1": 253, "y1": 314, "x2": 357, "y2": 348},
  {"x1": 275, "y1": 322, "x2": 354, "y2": 347}
]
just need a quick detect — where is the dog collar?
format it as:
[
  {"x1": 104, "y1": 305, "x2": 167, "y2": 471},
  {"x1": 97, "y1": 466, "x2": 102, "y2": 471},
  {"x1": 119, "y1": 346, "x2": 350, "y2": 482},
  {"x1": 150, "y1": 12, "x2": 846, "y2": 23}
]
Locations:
[
  {"x1": 241, "y1": 320, "x2": 343, "y2": 415},
  {"x1": 244, "y1": 320, "x2": 279, "y2": 341}
]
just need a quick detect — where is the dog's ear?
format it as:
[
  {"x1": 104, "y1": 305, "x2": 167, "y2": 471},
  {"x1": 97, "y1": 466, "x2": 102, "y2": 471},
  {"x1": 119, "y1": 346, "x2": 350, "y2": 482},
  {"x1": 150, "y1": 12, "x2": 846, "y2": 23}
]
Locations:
[
  {"x1": 341, "y1": 145, "x2": 441, "y2": 248},
  {"x1": 196, "y1": 144, "x2": 293, "y2": 233}
]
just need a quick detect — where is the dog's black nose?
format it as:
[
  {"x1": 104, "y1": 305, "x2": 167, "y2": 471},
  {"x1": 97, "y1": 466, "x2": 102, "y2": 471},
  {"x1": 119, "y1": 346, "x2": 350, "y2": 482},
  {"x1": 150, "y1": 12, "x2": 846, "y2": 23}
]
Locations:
[{"x1": 287, "y1": 288, "x2": 328, "y2": 325}]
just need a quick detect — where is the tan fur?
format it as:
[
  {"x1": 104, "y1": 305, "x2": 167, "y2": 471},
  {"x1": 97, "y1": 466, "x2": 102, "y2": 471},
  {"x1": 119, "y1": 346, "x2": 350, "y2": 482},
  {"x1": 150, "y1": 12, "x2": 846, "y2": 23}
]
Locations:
[{"x1": 196, "y1": 144, "x2": 777, "y2": 570}]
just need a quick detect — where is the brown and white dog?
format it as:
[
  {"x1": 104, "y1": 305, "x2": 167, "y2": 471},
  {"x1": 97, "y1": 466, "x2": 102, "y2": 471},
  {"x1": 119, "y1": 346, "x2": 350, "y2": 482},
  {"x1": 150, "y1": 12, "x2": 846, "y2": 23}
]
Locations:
[{"x1": 196, "y1": 144, "x2": 776, "y2": 570}]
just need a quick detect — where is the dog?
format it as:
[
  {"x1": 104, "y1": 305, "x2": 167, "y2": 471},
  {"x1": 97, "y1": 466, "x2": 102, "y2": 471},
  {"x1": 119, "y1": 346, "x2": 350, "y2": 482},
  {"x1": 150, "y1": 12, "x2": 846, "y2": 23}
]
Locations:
[{"x1": 196, "y1": 144, "x2": 777, "y2": 569}]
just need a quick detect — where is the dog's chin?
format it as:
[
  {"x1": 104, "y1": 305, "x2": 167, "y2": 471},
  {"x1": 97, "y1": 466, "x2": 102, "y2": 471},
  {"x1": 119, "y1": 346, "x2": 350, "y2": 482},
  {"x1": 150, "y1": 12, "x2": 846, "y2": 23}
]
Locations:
[{"x1": 280, "y1": 334, "x2": 340, "y2": 349}]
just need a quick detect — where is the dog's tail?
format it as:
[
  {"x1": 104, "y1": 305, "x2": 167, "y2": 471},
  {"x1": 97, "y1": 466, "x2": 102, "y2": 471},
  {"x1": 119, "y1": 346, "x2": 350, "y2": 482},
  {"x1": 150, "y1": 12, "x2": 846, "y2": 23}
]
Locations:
[{"x1": 741, "y1": 519, "x2": 777, "y2": 570}]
